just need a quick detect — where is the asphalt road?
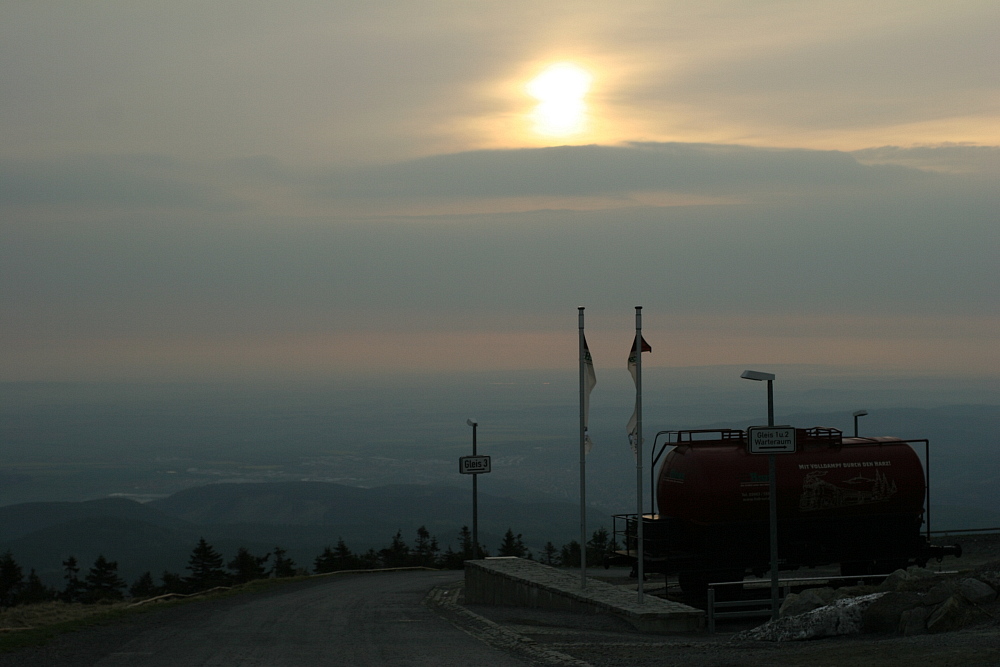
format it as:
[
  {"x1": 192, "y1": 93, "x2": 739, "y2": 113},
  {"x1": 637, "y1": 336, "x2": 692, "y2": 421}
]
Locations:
[{"x1": 0, "y1": 571, "x2": 536, "y2": 667}]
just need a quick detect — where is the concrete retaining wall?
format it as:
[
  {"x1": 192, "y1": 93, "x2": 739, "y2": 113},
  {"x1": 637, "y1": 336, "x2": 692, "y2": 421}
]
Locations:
[{"x1": 464, "y1": 557, "x2": 703, "y2": 633}]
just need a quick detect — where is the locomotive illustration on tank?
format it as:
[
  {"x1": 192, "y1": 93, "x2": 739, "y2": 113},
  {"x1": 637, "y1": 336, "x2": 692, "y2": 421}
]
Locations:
[{"x1": 612, "y1": 426, "x2": 961, "y2": 592}]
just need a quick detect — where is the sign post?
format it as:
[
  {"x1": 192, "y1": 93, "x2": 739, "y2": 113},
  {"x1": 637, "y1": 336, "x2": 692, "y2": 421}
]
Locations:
[
  {"x1": 462, "y1": 420, "x2": 489, "y2": 560},
  {"x1": 747, "y1": 425, "x2": 796, "y2": 620}
]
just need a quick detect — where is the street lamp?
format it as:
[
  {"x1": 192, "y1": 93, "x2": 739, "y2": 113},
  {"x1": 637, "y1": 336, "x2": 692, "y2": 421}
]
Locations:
[
  {"x1": 740, "y1": 370, "x2": 775, "y2": 426},
  {"x1": 466, "y1": 419, "x2": 479, "y2": 560},
  {"x1": 852, "y1": 410, "x2": 868, "y2": 437}
]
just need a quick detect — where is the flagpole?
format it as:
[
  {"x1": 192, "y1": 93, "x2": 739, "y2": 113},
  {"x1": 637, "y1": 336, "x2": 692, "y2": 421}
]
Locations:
[
  {"x1": 634, "y1": 306, "x2": 644, "y2": 604},
  {"x1": 578, "y1": 307, "x2": 587, "y2": 589}
]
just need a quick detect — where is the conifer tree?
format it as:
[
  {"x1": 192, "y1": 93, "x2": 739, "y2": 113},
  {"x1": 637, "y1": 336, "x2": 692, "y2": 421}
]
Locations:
[
  {"x1": 586, "y1": 527, "x2": 613, "y2": 567},
  {"x1": 498, "y1": 528, "x2": 528, "y2": 558},
  {"x1": 271, "y1": 546, "x2": 297, "y2": 578},
  {"x1": 458, "y1": 526, "x2": 473, "y2": 559},
  {"x1": 0, "y1": 551, "x2": 24, "y2": 607},
  {"x1": 440, "y1": 545, "x2": 462, "y2": 569},
  {"x1": 228, "y1": 546, "x2": 269, "y2": 584},
  {"x1": 540, "y1": 541, "x2": 561, "y2": 566},
  {"x1": 160, "y1": 570, "x2": 184, "y2": 595},
  {"x1": 185, "y1": 538, "x2": 229, "y2": 591},
  {"x1": 560, "y1": 540, "x2": 581, "y2": 568},
  {"x1": 84, "y1": 554, "x2": 125, "y2": 602},
  {"x1": 62, "y1": 555, "x2": 86, "y2": 603},
  {"x1": 129, "y1": 572, "x2": 158, "y2": 599},
  {"x1": 379, "y1": 530, "x2": 410, "y2": 568},
  {"x1": 21, "y1": 569, "x2": 55, "y2": 604},
  {"x1": 314, "y1": 538, "x2": 358, "y2": 574},
  {"x1": 412, "y1": 526, "x2": 440, "y2": 567}
]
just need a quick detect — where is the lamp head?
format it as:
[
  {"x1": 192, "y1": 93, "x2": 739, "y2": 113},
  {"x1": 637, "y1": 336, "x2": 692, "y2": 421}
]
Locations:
[
  {"x1": 740, "y1": 370, "x2": 775, "y2": 382},
  {"x1": 853, "y1": 410, "x2": 868, "y2": 417},
  {"x1": 466, "y1": 419, "x2": 477, "y2": 427}
]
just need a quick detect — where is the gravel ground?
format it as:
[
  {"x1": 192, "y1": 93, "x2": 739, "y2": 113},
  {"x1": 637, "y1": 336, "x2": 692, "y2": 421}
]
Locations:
[{"x1": 455, "y1": 533, "x2": 1000, "y2": 667}]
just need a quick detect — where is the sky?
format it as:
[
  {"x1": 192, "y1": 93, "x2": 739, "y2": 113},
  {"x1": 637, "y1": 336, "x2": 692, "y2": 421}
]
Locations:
[{"x1": 1, "y1": 1, "x2": 998, "y2": 382}]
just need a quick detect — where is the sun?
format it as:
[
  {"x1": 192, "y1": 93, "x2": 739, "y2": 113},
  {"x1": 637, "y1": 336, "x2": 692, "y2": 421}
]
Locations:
[{"x1": 526, "y1": 63, "x2": 592, "y2": 137}]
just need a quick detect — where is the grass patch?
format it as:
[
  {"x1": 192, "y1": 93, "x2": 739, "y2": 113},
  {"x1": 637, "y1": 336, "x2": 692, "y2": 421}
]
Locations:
[
  {"x1": 0, "y1": 601, "x2": 134, "y2": 652},
  {"x1": 0, "y1": 574, "x2": 337, "y2": 653}
]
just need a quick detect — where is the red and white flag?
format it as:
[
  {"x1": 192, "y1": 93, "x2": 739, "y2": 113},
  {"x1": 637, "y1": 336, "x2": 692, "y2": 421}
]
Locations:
[
  {"x1": 626, "y1": 335, "x2": 651, "y2": 457},
  {"x1": 582, "y1": 335, "x2": 597, "y2": 453}
]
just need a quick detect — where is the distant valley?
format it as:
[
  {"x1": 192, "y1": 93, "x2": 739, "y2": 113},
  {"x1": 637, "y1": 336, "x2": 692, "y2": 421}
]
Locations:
[
  {"x1": 0, "y1": 481, "x2": 585, "y2": 586},
  {"x1": 0, "y1": 372, "x2": 997, "y2": 586}
]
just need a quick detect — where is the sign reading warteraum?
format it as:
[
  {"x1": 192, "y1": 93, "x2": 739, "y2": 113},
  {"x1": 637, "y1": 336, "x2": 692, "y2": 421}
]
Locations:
[{"x1": 748, "y1": 426, "x2": 797, "y2": 454}]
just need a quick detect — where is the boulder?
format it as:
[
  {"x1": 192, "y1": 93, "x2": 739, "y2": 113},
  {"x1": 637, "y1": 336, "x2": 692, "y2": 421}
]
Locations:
[
  {"x1": 898, "y1": 606, "x2": 930, "y2": 636},
  {"x1": 862, "y1": 591, "x2": 922, "y2": 634},
  {"x1": 878, "y1": 568, "x2": 912, "y2": 592},
  {"x1": 812, "y1": 587, "x2": 838, "y2": 605},
  {"x1": 905, "y1": 566, "x2": 936, "y2": 580},
  {"x1": 959, "y1": 578, "x2": 997, "y2": 605},
  {"x1": 922, "y1": 582, "x2": 956, "y2": 606},
  {"x1": 779, "y1": 589, "x2": 828, "y2": 618},
  {"x1": 926, "y1": 595, "x2": 966, "y2": 634}
]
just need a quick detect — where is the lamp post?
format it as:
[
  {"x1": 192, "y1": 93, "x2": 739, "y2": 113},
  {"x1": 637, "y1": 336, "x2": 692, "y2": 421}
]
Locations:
[
  {"x1": 853, "y1": 410, "x2": 868, "y2": 437},
  {"x1": 740, "y1": 370, "x2": 775, "y2": 426},
  {"x1": 741, "y1": 369, "x2": 778, "y2": 620},
  {"x1": 466, "y1": 418, "x2": 479, "y2": 560}
]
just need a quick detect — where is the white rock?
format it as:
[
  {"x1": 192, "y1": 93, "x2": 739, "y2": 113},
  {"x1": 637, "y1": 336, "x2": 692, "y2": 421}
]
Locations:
[
  {"x1": 779, "y1": 589, "x2": 827, "y2": 618},
  {"x1": 737, "y1": 592, "x2": 887, "y2": 642}
]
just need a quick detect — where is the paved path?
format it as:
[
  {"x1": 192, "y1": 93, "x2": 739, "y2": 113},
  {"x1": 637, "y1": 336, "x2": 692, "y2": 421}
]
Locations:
[{"x1": 0, "y1": 571, "x2": 537, "y2": 667}]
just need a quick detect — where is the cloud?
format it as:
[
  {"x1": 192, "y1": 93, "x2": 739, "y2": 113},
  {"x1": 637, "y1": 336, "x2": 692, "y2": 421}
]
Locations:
[
  {"x1": 852, "y1": 144, "x2": 1000, "y2": 176},
  {"x1": 320, "y1": 143, "x2": 936, "y2": 203},
  {"x1": 0, "y1": 154, "x2": 224, "y2": 209},
  {"x1": 0, "y1": 142, "x2": 995, "y2": 380}
]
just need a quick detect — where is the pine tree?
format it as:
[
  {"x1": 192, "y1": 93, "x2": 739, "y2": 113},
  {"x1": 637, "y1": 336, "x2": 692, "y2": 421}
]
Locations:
[
  {"x1": 314, "y1": 546, "x2": 337, "y2": 574},
  {"x1": 359, "y1": 548, "x2": 380, "y2": 569},
  {"x1": 160, "y1": 570, "x2": 184, "y2": 595},
  {"x1": 84, "y1": 554, "x2": 125, "y2": 602},
  {"x1": 440, "y1": 545, "x2": 463, "y2": 569},
  {"x1": 378, "y1": 530, "x2": 410, "y2": 568},
  {"x1": 21, "y1": 569, "x2": 54, "y2": 604},
  {"x1": 271, "y1": 546, "x2": 297, "y2": 578},
  {"x1": 314, "y1": 537, "x2": 358, "y2": 574},
  {"x1": 228, "y1": 547, "x2": 269, "y2": 584},
  {"x1": 129, "y1": 572, "x2": 158, "y2": 599},
  {"x1": 540, "y1": 541, "x2": 561, "y2": 566},
  {"x1": 0, "y1": 551, "x2": 24, "y2": 607},
  {"x1": 560, "y1": 540, "x2": 581, "y2": 568},
  {"x1": 586, "y1": 527, "x2": 613, "y2": 567},
  {"x1": 412, "y1": 526, "x2": 440, "y2": 567},
  {"x1": 333, "y1": 537, "x2": 355, "y2": 567},
  {"x1": 185, "y1": 538, "x2": 229, "y2": 591},
  {"x1": 458, "y1": 525, "x2": 473, "y2": 559},
  {"x1": 498, "y1": 528, "x2": 528, "y2": 558},
  {"x1": 61, "y1": 555, "x2": 86, "y2": 603}
]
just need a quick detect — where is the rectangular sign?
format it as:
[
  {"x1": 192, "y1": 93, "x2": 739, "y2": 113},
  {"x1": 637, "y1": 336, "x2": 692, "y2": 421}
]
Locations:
[
  {"x1": 459, "y1": 455, "x2": 491, "y2": 474},
  {"x1": 748, "y1": 426, "x2": 797, "y2": 454}
]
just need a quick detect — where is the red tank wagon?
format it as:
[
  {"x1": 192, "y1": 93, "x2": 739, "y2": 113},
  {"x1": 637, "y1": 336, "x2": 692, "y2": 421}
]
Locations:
[{"x1": 613, "y1": 427, "x2": 960, "y2": 592}]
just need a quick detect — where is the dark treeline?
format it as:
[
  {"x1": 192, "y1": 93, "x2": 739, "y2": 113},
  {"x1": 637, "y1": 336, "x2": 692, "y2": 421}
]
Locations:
[{"x1": 0, "y1": 526, "x2": 620, "y2": 608}]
